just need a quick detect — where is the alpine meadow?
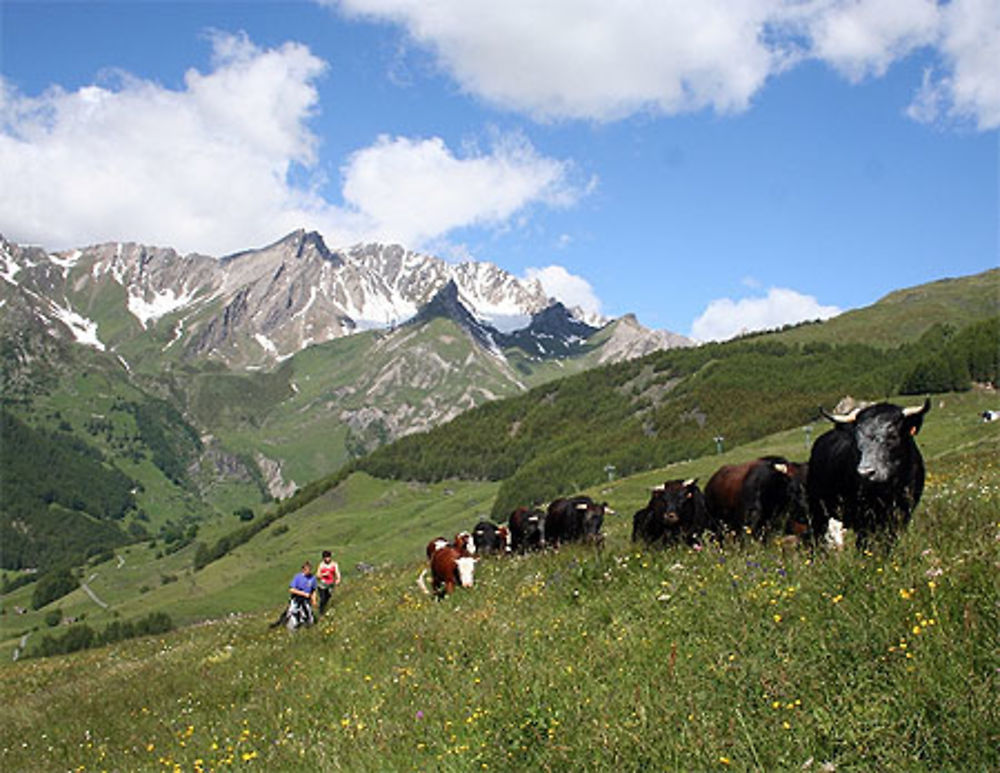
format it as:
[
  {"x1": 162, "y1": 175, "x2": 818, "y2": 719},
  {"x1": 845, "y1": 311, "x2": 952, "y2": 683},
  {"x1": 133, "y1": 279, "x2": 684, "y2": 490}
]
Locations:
[{"x1": 1, "y1": 256, "x2": 998, "y2": 770}]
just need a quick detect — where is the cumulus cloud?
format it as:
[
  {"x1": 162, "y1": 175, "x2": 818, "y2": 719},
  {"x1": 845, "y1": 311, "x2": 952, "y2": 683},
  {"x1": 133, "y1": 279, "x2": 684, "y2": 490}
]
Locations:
[
  {"x1": 0, "y1": 33, "x2": 585, "y2": 255},
  {"x1": 908, "y1": 0, "x2": 1000, "y2": 129},
  {"x1": 340, "y1": 131, "x2": 583, "y2": 247},
  {"x1": 801, "y1": 0, "x2": 940, "y2": 82},
  {"x1": 335, "y1": 0, "x2": 784, "y2": 121},
  {"x1": 690, "y1": 287, "x2": 841, "y2": 342},
  {"x1": 0, "y1": 32, "x2": 331, "y2": 254},
  {"x1": 524, "y1": 265, "x2": 602, "y2": 318},
  {"x1": 331, "y1": 0, "x2": 1000, "y2": 129}
]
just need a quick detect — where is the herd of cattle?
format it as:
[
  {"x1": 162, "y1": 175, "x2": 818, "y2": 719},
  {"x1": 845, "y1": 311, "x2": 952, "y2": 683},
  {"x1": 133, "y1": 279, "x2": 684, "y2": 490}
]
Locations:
[{"x1": 418, "y1": 399, "x2": 931, "y2": 597}]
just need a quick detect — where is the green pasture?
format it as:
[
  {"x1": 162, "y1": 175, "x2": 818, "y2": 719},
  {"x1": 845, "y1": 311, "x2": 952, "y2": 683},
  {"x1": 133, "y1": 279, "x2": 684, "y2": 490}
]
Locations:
[
  {"x1": 3, "y1": 390, "x2": 996, "y2": 650},
  {"x1": 0, "y1": 433, "x2": 996, "y2": 771}
]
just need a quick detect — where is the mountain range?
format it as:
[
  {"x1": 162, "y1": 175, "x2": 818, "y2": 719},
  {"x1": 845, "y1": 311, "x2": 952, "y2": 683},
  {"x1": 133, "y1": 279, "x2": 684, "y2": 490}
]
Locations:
[
  {"x1": 0, "y1": 230, "x2": 690, "y2": 549},
  {"x1": 1, "y1": 229, "x2": 686, "y2": 369}
]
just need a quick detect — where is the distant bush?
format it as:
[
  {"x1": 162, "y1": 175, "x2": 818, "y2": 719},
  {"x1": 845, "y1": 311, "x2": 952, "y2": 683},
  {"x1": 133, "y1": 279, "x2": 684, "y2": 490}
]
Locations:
[
  {"x1": 87, "y1": 547, "x2": 115, "y2": 565},
  {"x1": 1, "y1": 572, "x2": 36, "y2": 594},
  {"x1": 31, "y1": 568, "x2": 79, "y2": 610},
  {"x1": 30, "y1": 611, "x2": 174, "y2": 658}
]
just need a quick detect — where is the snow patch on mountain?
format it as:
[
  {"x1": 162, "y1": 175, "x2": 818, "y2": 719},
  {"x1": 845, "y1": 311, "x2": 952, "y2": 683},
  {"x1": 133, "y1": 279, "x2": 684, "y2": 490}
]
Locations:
[
  {"x1": 128, "y1": 285, "x2": 200, "y2": 328},
  {"x1": 48, "y1": 300, "x2": 105, "y2": 351}
]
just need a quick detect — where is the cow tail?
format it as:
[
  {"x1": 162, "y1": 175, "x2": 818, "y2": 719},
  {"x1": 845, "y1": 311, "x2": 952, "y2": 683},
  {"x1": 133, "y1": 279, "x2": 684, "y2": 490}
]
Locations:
[{"x1": 416, "y1": 568, "x2": 431, "y2": 596}]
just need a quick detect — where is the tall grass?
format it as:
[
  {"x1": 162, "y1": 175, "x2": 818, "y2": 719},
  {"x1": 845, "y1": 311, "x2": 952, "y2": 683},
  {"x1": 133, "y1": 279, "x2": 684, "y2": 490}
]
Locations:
[{"x1": 1, "y1": 446, "x2": 997, "y2": 771}]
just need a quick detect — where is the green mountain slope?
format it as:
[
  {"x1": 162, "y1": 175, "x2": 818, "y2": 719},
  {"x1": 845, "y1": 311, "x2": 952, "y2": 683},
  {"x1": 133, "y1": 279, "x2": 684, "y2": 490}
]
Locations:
[
  {"x1": 771, "y1": 267, "x2": 1000, "y2": 348},
  {"x1": 3, "y1": 388, "x2": 994, "y2": 643},
  {"x1": 355, "y1": 315, "x2": 997, "y2": 516}
]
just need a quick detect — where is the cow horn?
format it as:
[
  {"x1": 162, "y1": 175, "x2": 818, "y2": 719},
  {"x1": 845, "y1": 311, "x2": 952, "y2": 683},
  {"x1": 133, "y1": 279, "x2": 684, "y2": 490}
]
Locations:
[
  {"x1": 902, "y1": 398, "x2": 931, "y2": 417},
  {"x1": 773, "y1": 462, "x2": 788, "y2": 474},
  {"x1": 820, "y1": 406, "x2": 859, "y2": 424},
  {"x1": 682, "y1": 478, "x2": 697, "y2": 487}
]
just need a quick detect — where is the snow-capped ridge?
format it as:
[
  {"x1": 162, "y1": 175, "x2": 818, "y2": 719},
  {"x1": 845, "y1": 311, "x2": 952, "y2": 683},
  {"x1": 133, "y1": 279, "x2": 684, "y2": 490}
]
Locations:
[{"x1": 0, "y1": 230, "x2": 689, "y2": 368}]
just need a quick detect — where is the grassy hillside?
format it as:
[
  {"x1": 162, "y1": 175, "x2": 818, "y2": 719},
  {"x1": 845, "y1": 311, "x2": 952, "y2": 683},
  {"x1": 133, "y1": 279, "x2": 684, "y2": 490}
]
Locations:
[
  {"x1": 354, "y1": 317, "x2": 997, "y2": 517},
  {"x1": 772, "y1": 267, "x2": 999, "y2": 348},
  {"x1": 0, "y1": 416, "x2": 995, "y2": 770}
]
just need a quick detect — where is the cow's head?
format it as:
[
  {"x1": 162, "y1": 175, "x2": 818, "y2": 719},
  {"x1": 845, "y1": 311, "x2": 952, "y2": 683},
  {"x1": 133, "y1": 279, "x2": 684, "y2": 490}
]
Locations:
[
  {"x1": 454, "y1": 531, "x2": 476, "y2": 555},
  {"x1": 823, "y1": 399, "x2": 930, "y2": 483},
  {"x1": 518, "y1": 509, "x2": 546, "y2": 546},
  {"x1": 576, "y1": 500, "x2": 609, "y2": 538},
  {"x1": 652, "y1": 478, "x2": 700, "y2": 528},
  {"x1": 497, "y1": 525, "x2": 512, "y2": 552}
]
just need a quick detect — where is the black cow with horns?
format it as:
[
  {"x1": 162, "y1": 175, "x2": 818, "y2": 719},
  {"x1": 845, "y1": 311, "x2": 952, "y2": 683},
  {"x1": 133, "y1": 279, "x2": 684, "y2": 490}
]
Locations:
[
  {"x1": 807, "y1": 398, "x2": 930, "y2": 550},
  {"x1": 545, "y1": 496, "x2": 611, "y2": 548},
  {"x1": 632, "y1": 478, "x2": 711, "y2": 548},
  {"x1": 508, "y1": 507, "x2": 546, "y2": 553}
]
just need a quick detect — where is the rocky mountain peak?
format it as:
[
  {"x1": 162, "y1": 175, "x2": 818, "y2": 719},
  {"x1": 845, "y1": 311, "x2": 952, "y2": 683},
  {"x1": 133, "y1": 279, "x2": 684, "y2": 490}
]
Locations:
[
  {"x1": 413, "y1": 279, "x2": 501, "y2": 353},
  {"x1": 2, "y1": 230, "x2": 691, "y2": 370}
]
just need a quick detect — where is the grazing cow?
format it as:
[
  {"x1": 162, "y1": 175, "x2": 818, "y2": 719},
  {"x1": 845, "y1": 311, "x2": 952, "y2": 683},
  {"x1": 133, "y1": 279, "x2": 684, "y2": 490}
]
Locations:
[
  {"x1": 417, "y1": 543, "x2": 476, "y2": 599},
  {"x1": 508, "y1": 507, "x2": 546, "y2": 552},
  {"x1": 545, "y1": 496, "x2": 613, "y2": 548},
  {"x1": 704, "y1": 457, "x2": 809, "y2": 541},
  {"x1": 426, "y1": 531, "x2": 476, "y2": 560},
  {"x1": 807, "y1": 399, "x2": 930, "y2": 550},
  {"x1": 632, "y1": 478, "x2": 711, "y2": 548},
  {"x1": 472, "y1": 520, "x2": 510, "y2": 555}
]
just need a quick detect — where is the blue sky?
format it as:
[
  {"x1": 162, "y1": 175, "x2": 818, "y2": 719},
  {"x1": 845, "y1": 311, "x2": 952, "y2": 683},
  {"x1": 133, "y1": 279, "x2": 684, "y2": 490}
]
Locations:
[{"x1": 2, "y1": 1, "x2": 997, "y2": 339}]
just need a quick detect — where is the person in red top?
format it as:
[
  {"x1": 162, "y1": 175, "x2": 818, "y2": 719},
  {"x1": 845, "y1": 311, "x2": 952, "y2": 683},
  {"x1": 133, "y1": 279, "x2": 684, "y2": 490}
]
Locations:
[{"x1": 316, "y1": 549, "x2": 341, "y2": 615}]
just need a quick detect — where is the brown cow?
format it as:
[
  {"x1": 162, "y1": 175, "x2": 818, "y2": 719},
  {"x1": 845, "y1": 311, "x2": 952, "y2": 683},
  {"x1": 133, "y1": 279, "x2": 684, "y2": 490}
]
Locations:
[
  {"x1": 705, "y1": 456, "x2": 809, "y2": 540},
  {"x1": 418, "y1": 532, "x2": 477, "y2": 598}
]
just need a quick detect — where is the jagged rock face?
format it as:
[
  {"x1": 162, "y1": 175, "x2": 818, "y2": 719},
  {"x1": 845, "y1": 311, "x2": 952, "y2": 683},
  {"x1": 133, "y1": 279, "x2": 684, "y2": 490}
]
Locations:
[
  {"x1": 5, "y1": 230, "x2": 574, "y2": 367},
  {"x1": 497, "y1": 301, "x2": 598, "y2": 358},
  {"x1": 2, "y1": 229, "x2": 689, "y2": 371},
  {"x1": 596, "y1": 314, "x2": 693, "y2": 363}
]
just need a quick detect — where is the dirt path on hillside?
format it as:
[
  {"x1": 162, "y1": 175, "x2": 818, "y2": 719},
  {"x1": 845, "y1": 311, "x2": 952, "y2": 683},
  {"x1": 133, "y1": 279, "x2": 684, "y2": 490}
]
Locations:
[{"x1": 81, "y1": 573, "x2": 109, "y2": 609}]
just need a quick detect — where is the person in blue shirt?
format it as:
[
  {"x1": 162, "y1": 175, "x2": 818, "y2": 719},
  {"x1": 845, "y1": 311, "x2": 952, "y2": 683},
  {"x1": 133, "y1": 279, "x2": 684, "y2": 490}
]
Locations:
[{"x1": 273, "y1": 560, "x2": 317, "y2": 630}]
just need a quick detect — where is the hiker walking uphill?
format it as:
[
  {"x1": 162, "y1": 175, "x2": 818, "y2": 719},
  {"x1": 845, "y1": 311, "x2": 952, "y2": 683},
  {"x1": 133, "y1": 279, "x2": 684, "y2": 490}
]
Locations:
[
  {"x1": 280, "y1": 560, "x2": 318, "y2": 631},
  {"x1": 316, "y1": 549, "x2": 341, "y2": 615}
]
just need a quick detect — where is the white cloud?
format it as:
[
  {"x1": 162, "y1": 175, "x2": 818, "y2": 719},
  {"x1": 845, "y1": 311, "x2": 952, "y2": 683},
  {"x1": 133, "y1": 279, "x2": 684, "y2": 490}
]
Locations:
[
  {"x1": 340, "y1": 131, "x2": 584, "y2": 247},
  {"x1": 0, "y1": 32, "x2": 331, "y2": 254},
  {"x1": 802, "y1": 0, "x2": 939, "y2": 82},
  {"x1": 908, "y1": 0, "x2": 1000, "y2": 129},
  {"x1": 524, "y1": 265, "x2": 602, "y2": 317},
  {"x1": 334, "y1": 0, "x2": 785, "y2": 121},
  {"x1": 690, "y1": 287, "x2": 841, "y2": 342},
  {"x1": 331, "y1": 0, "x2": 1000, "y2": 129},
  {"x1": 0, "y1": 33, "x2": 585, "y2": 256}
]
